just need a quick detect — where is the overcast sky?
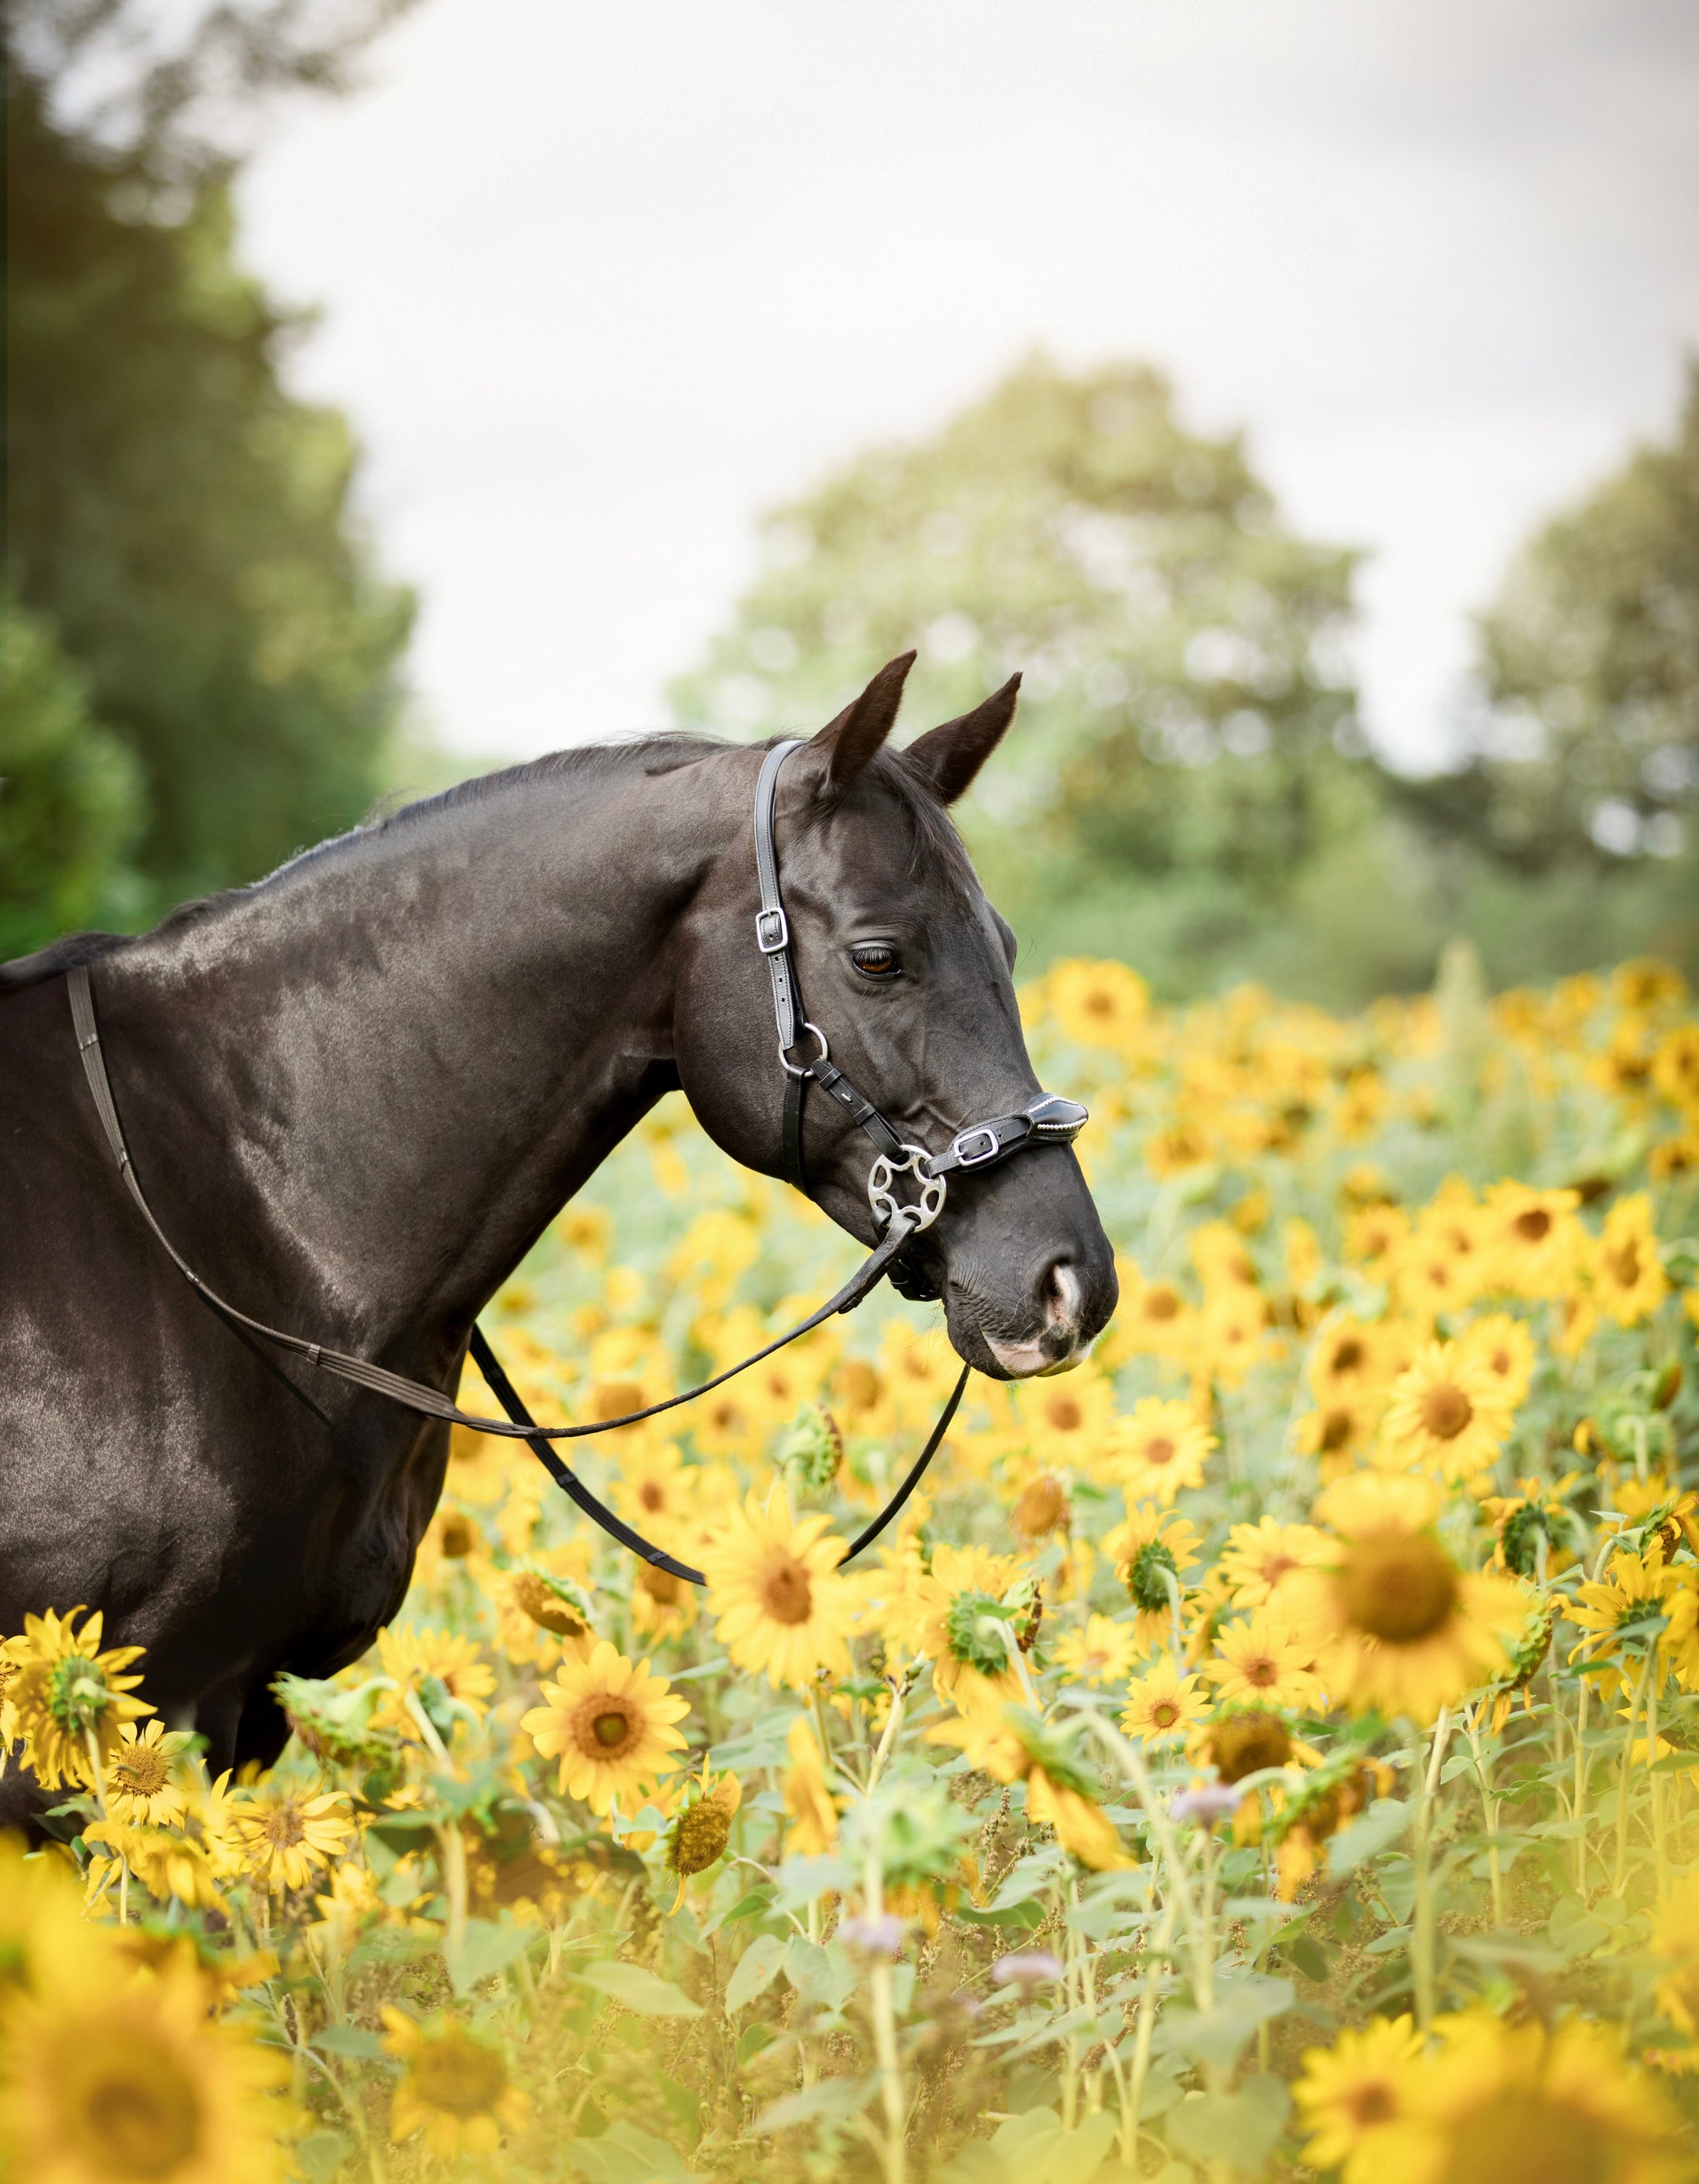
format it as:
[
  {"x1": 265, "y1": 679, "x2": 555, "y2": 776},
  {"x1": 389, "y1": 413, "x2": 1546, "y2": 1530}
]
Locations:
[{"x1": 236, "y1": 0, "x2": 1699, "y2": 772}]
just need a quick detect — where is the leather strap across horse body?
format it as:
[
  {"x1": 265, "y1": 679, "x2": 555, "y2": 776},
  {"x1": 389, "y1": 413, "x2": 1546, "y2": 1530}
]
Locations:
[{"x1": 63, "y1": 738, "x2": 1086, "y2": 1586}]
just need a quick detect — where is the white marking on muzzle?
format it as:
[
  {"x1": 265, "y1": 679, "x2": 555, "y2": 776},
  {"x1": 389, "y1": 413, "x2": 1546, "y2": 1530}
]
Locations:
[{"x1": 985, "y1": 1264, "x2": 1090, "y2": 1379}]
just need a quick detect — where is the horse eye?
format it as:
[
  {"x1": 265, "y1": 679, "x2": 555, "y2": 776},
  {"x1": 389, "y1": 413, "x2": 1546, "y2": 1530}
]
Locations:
[{"x1": 851, "y1": 944, "x2": 901, "y2": 979}]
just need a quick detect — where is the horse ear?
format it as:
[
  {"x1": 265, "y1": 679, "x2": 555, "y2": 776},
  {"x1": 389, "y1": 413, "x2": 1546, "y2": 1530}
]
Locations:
[
  {"x1": 806, "y1": 652, "x2": 916, "y2": 794},
  {"x1": 902, "y1": 673, "x2": 1022, "y2": 805}
]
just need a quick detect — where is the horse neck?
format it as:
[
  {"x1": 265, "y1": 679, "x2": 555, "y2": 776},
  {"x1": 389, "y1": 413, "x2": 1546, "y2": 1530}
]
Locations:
[{"x1": 99, "y1": 751, "x2": 738, "y2": 1359}]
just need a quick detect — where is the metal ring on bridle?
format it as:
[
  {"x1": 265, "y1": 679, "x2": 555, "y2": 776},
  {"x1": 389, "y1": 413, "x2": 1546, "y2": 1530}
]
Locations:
[
  {"x1": 868, "y1": 1143, "x2": 947, "y2": 1235},
  {"x1": 779, "y1": 1022, "x2": 830, "y2": 1078}
]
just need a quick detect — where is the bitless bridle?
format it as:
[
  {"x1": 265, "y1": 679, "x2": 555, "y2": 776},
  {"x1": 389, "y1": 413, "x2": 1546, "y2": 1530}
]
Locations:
[{"x1": 67, "y1": 738, "x2": 1086, "y2": 1585}]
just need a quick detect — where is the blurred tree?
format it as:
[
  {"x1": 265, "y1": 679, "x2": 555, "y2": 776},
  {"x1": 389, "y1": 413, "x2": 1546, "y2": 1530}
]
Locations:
[
  {"x1": 1439, "y1": 363, "x2": 1698, "y2": 874},
  {"x1": 0, "y1": 589, "x2": 147, "y2": 957},
  {"x1": 670, "y1": 356, "x2": 1392, "y2": 991},
  {"x1": 3, "y1": 5, "x2": 417, "y2": 924}
]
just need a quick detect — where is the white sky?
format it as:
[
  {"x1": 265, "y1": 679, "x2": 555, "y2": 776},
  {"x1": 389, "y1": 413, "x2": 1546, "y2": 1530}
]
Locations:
[{"x1": 236, "y1": 0, "x2": 1699, "y2": 772}]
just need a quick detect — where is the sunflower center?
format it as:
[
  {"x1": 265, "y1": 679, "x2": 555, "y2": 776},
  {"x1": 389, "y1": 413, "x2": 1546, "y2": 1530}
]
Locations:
[
  {"x1": 1150, "y1": 1699, "x2": 1181, "y2": 1729},
  {"x1": 512, "y1": 1571, "x2": 589, "y2": 1638},
  {"x1": 1244, "y1": 1654, "x2": 1279, "y2": 1688},
  {"x1": 1513, "y1": 1208, "x2": 1553, "y2": 1243},
  {"x1": 1337, "y1": 1533, "x2": 1459, "y2": 1644},
  {"x1": 414, "y1": 2029, "x2": 510, "y2": 2117},
  {"x1": 838, "y1": 1361, "x2": 882, "y2": 1411},
  {"x1": 639, "y1": 1563, "x2": 684, "y2": 1606},
  {"x1": 1045, "y1": 1394, "x2": 1083, "y2": 1433},
  {"x1": 1142, "y1": 1436, "x2": 1176, "y2": 1468},
  {"x1": 1319, "y1": 1408, "x2": 1354, "y2": 1452},
  {"x1": 439, "y1": 1512, "x2": 477, "y2": 1557},
  {"x1": 1419, "y1": 1383, "x2": 1473, "y2": 1440},
  {"x1": 1436, "y1": 2090, "x2": 1609, "y2": 2184},
  {"x1": 1606, "y1": 1241, "x2": 1640, "y2": 1287},
  {"x1": 262, "y1": 1802, "x2": 307, "y2": 1850},
  {"x1": 1144, "y1": 1288, "x2": 1181, "y2": 1322},
  {"x1": 639, "y1": 1481, "x2": 665, "y2": 1511},
  {"x1": 761, "y1": 1557, "x2": 814, "y2": 1626},
  {"x1": 592, "y1": 1381, "x2": 645, "y2": 1423},
  {"x1": 1207, "y1": 1707, "x2": 1292, "y2": 1782},
  {"x1": 1014, "y1": 1475, "x2": 1067, "y2": 1537},
  {"x1": 114, "y1": 1746, "x2": 170, "y2": 1797},
  {"x1": 569, "y1": 1692, "x2": 639, "y2": 1761},
  {"x1": 593, "y1": 1710, "x2": 629, "y2": 1748},
  {"x1": 1259, "y1": 1553, "x2": 1299, "y2": 1587},
  {"x1": 1332, "y1": 1339, "x2": 1364, "y2": 1374},
  {"x1": 74, "y1": 2050, "x2": 201, "y2": 2176},
  {"x1": 670, "y1": 1799, "x2": 733, "y2": 1876},
  {"x1": 1345, "y1": 2080, "x2": 1398, "y2": 2127}
]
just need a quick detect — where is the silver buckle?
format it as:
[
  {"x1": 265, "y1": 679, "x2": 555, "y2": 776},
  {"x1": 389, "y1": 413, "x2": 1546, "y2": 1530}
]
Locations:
[
  {"x1": 755, "y1": 907, "x2": 790, "y2": 954},
  {"x1": 868, "y1": 1144, "x2": 947, "y2": 1235},
  {"x1": 949, "y1": 1124, "x2": 1001, "y2": 1167}
]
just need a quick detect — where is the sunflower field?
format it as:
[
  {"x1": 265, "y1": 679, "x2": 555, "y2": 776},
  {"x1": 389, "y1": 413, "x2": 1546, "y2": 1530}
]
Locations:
[{"x1": 6, "y1": 952, "x2": 1699, "y2": 2184}]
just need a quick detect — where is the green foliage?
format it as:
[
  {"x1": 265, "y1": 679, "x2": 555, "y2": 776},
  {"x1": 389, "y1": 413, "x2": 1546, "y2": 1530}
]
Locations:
[
  {"x1": 670, "y1": 355, "x2": 1380, "y2": 991},
  {"x1": 1465, "y1": 361, "x2": 1699, "y2": 871},
  {"x1": 5, "y1": 61, "x2": 415, "y2": 924},
  {"x1": 0, "y1": 588, "x2": 147, "y2": 956}
]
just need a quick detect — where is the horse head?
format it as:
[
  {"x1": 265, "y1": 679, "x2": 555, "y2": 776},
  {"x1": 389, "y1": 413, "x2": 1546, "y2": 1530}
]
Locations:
[{"x1": 673, "y1": 654, "x2": 1119, "y2": 1379}]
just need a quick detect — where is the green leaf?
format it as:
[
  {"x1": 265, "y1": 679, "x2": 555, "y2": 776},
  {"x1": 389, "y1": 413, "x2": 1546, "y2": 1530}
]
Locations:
[
  {"x1": 1285, "y1": 1932, "x2": 1330, "y2": 1984},
  {"x1": 724, "y1": 1931, "x2": 787, "y2": 2013},
  {"x1": 955, "y1": 1899, "x2": 1046, "y2": 1932},
  {"x1": 1164, "y1": 2075, "x2": 1290, "y2": 2169},
  {"x1": 785, "y1": 1934, "x2": 854, "y2": 2012},
  {"x1": 1327, "y1": 1798, "x2": 1410, "y2": 1875},
  {"x1": 574, "y1": 1960, "x2": 703, "y2": 2018},
  {"x1": 290, "y1": 2128, "x2": 356, "y2": 2184},
  {"x1": 756, "y1": 2076, "x2": 873, "y2": 2134},
  {"x1": 1155, "y1": 1976, "x2": 1292, "y2": 2073},
  {"x1": 444, "y1": 1917, "x2": 534, "y2": 1998},
  {"x1": 562, "y1": 2120, "x2": 702, "y2": 2182},
  {"x1": 310, "y1": 2024, "x2": 389, "y2": 2061}
]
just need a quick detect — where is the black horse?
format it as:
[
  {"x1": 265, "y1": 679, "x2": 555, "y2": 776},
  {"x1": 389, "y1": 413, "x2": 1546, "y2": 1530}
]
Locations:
[{"x1": 0, "y1": 655, "x2": 1115, "y2": 1826}]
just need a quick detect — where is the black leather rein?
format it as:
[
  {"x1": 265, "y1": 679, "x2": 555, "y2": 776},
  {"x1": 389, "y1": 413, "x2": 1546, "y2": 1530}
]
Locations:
[{"x1": 64, "y1": 738, "x2": 1085, "y2": 1587}]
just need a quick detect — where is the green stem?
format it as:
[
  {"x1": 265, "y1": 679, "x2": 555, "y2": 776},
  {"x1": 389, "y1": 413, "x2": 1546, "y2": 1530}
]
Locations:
[
  {"x1": 1614, "y1": 1651, "x2": 1657, "y2": 1897},
  {"x1": 862, "y1": 1830, "x2": 906, "y2": 2184},
  {"x1": 1412, "y1": 1705, "x2": 1452, "y2": 2031}
]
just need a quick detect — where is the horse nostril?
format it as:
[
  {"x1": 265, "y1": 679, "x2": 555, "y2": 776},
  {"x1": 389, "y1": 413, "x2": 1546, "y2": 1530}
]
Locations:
[{"x1": 1041, "y1": 1259, "x2": 1082, "y2": 1332}]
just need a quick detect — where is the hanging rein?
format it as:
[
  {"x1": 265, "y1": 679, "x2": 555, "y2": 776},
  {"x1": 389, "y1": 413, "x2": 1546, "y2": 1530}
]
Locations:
[{"x1": 65, "y1": 739, "x2": 1086, "y2": 1586}]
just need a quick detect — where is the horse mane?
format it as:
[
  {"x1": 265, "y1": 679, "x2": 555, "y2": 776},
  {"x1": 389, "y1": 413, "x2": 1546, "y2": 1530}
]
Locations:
[{"x1": 0, "y1": 727, "x2": 975, "y2": 996}]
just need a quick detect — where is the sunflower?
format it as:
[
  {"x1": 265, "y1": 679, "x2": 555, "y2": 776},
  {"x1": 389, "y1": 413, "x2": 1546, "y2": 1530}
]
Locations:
[
  {"x1": 690, "y1": 1385, "x2": 762, "y2": 1463},
  {"x1": 1109, "y1": 1397, "x2": 1215, "y2": 1505},
  {"x1": 1119, "y1": 1658, "x2": 1210, "y2": 1745},
  {"x1": 662, "y1": 1759, "x2": 743, "y2": 1909},
  {"x1": 1479, "y1": 1181, "x2": 1583, "y2": 1299},
  {"x1": 1296, "y1": 1394, "x2": 1383, "y2": 1477},
  {"x1": 1590, "y1": 1193, "x2": 1670, "y2": 1326},
  {"x1": 1011, "y1": 1473, "x2": 1070, "y2": 1544},
  {"x1": 1015, "y1": 1368, "x2": 1116, "y2": 1468},
  {"x1": 1564, "y1": 1549, "x2": 1675, "y2": 1689},
  {"x1": 234, "y1": 1779, "x2": 356, "y2": 1895},
  {"x1": 2, "y1": 1605, "x2": 153, "y2": 1790},
  {"x1": 377, "y1": 1625, "x2": 497, "y2": 1739},
  {"x1": 931, "y1": 1706, "x2": 1131, "y2": 1870},
  {"x1": 879, "y1": 1319, "x2": 964, "y2": 1428},
  {"x1": 1112, "y1": 1264, "x2": 1196, "y2": 1361},
  {"x1": 1343, "y1": 1203, "x2": 1410, "y2": 1276},
  {"x1": 1379, "y1": 1341, "x2": 1516, "y2": 1484},
  {"x1": 1218, "y1": 1517, "x2": 1332, "y2": 1610},
  {"x1": 1369, "y1": 2012, "x2": 1685, "y2": 2184},
  {"x1": 1653, "y1": 1023, "x2": 1699, "y2": 1113},
  {"x1": 104, "y1": 1720, "x2": 194, "y2": 1828},
  {"x1": 610, "y1": 1439, "x2": 698, "y2": 1537},
  {"x1": 381, "y1": 2009, "x2": 529, "y2": 2156},
  {"x1": 1479, "y1": 1475, "x2": 1580, "y2": 1579},
  {"x1": 630, "y1": 1557, "x2": 700, "y2": 1642},
  {"x1": 782, "y1": 1715, "x2": 840, "y2": 1855},
  {"x1": 699, "y1": 1490, "x2": 857, "y2": 1689},
  {"x1": 831, "y1": 1354, "x2": 895, "y2": 1438},
  {"x1": 555, "y1": 1202, "x2": 613, "y2": 1260},
  {"x1": 1285, "y1": 1472, "x2": 1524, "y2": 1723},
  {"x1": 0, "y1": 1950, "x2": 289, "y2": 2184},
  {"x1": 1103, "y1": 1507, "x2": 1203, "y2": 1648},
  {"x1": 1193, "y1": 1294, "x2": 1267, "y2": 1390},
  {"x1": 1293, "y1": 2015, "x2": 1424, "y2": 2183},
  {"x1": 901, "y1": 1542, "x2": 1027, "y2": 1714},
  {"x1": 1652, "y1": 1871, "x2": 1699, "y2": 2037},
  {"x1": 521, "y1": 1640, "x2": 690, "y2": 1814},
  {"x1": 1049, "y1": 957, "x2": 1148, "y2": 1053},
  {"x1": 1203, "y1": 1609, "x2": 1324, "y2": 1711},
  {"x1": 1456, "y1": 1312, "x2": 1537, "y2": 1410},
  {"x1": 499, "y1": 1562, "x2": 597, "y2": 1667},
  {"x1": 1050, "y1": 1615, "x2": 1141, "y2": 1689}
]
